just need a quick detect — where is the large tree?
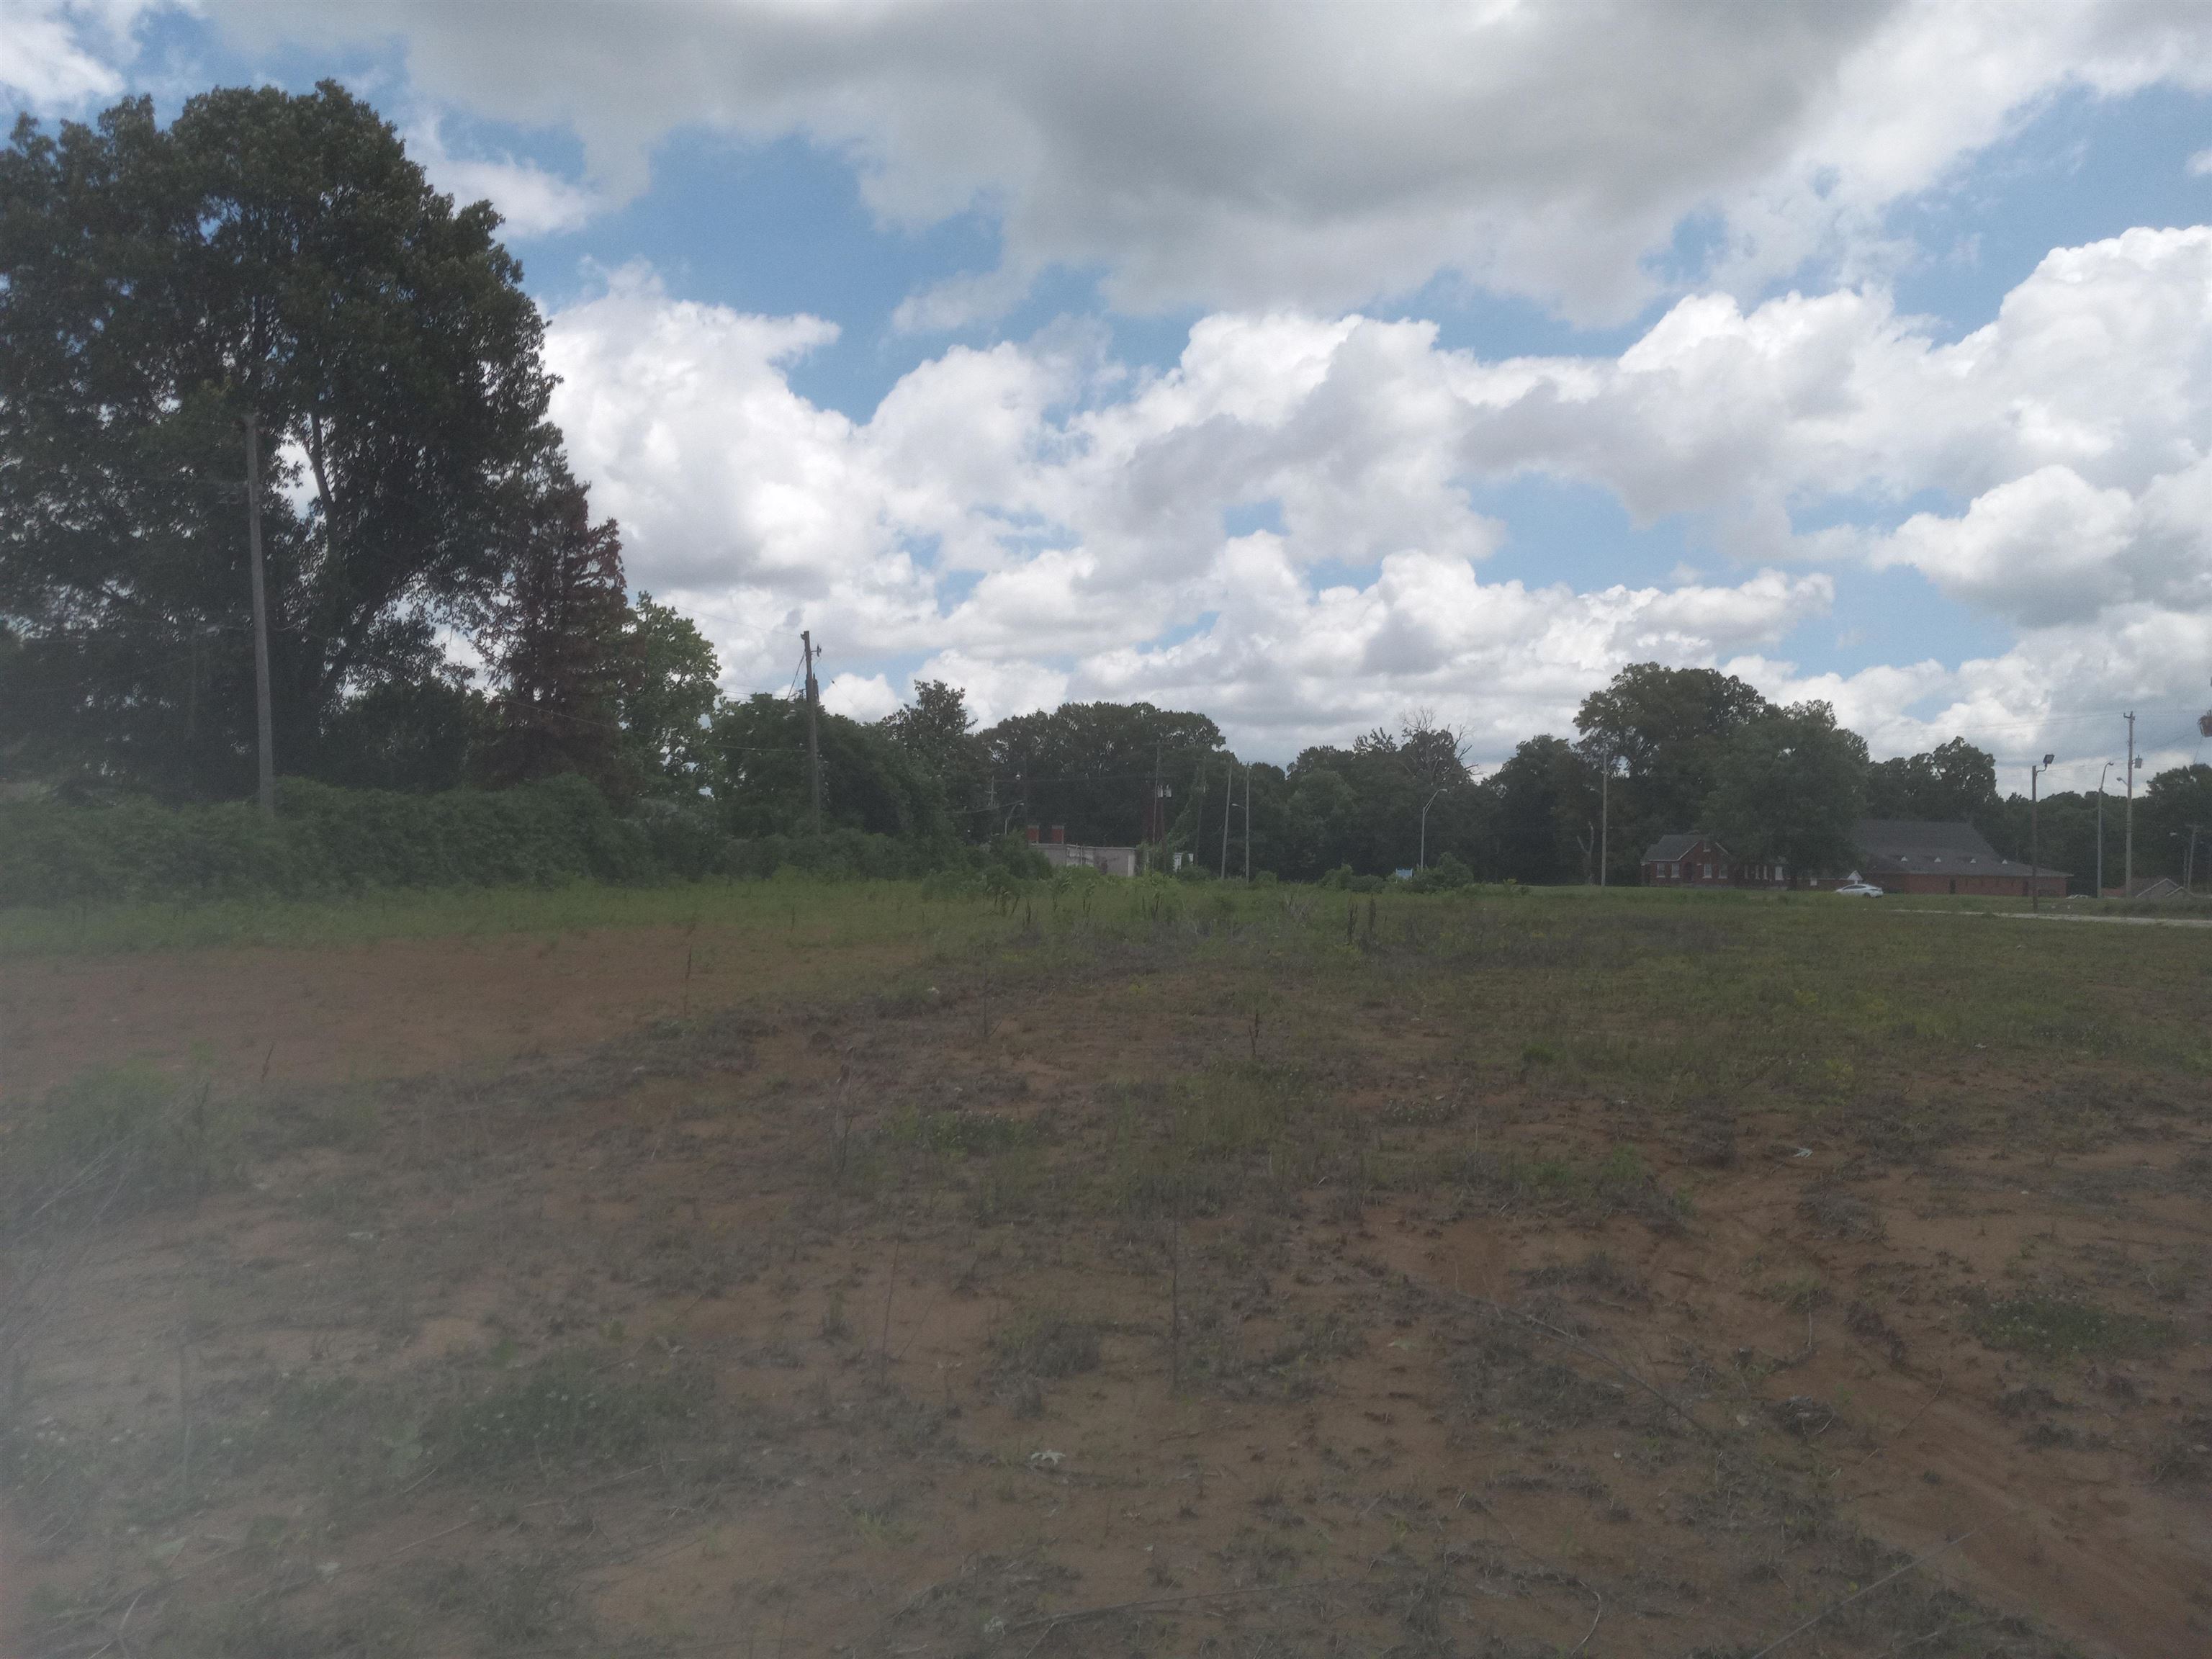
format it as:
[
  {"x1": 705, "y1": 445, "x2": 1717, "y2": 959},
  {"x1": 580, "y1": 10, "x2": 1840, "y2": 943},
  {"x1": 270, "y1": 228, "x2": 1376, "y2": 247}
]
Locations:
[
  {"x1": 714, "y1": 693, "x2": 950, "y2": 842},
  {"x1": 1865, "y1": 737, "x2": 2000, "y2": 826},
  {"x1": 881, "y1": 680, "x2": 992, "y2": 834},
  {"x1": 986, "y1": 701, "x2": 1223, "y2": 847},
  {"x1": 1, "y1": 84, "x2": 563, "y2": 799},
  {"x1": 619, "y1": 594, "x2": 721, "y2": 801},
  {"x1": 2139, "y1": 763, "x2": 2212, "y2": 886},
  {"x1": 478, "y1": 469, "x2": 632, "y2": 797},
  {"x1": 1574, "y1": 663, "x2": 1773, "y2": 881},
  {"x1": 1701, "y1": 701, "x2": 1869, "y2": 876},
  {"x1": 1480, "y1": 734, "x2": 1597, "y2": 884}
]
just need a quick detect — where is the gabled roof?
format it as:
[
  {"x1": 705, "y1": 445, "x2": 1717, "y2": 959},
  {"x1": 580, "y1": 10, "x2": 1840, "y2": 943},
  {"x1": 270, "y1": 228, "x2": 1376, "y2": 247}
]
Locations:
[
  {"x1": 1641, "y1": 833, "x2": 1718, "y2": 863},
  {"x1": 1853, "y1": 819, "x2": 2066, "y2": 879}
]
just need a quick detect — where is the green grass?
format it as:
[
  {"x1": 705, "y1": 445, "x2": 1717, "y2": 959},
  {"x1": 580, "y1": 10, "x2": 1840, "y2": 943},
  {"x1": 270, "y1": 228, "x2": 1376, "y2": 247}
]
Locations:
[
  {"x1": 0, "y1": 875, "x2": 1009, "y2": 958},
  {"x1": 1972, "y1": 1297, "x2": 2177, "y2": 1361},
  {"x1": 425, "y1": 1350, "x2": 710, "y2": 1475}
]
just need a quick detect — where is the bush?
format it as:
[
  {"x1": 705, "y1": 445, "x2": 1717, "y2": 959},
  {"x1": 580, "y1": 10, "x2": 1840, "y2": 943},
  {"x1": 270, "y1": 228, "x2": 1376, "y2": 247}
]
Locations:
[
  {"x1": 0, "y1": 776, "x2": 997, "y2": 906},
  {"x1": 2, "y1": 1066, "x2": 239, "y2": 1225},
  {"x1": 0, "y1": 774, "x2": 655, "y2": 904}
]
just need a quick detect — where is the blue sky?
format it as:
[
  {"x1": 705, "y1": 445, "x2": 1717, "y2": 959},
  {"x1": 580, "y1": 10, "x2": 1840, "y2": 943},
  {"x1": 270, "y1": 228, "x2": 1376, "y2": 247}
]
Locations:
[{"x1": 9, "y1": 1, "x2": 2211, "y2": 781}]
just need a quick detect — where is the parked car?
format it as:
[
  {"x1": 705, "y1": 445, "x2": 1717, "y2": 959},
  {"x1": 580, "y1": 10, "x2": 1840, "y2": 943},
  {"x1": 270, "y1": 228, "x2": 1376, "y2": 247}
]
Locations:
[{"x1": 1833, "y1": 881, "x2": 1885, "y2": 896}]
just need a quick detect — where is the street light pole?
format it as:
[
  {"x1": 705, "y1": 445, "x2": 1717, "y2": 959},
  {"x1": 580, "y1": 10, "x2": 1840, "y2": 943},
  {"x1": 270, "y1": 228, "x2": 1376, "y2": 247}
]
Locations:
[
  {"x1": 2124, "y1": 711, "x2": 2136, "y2": 896},
  {"x1": 2030, "y1": 754, "x2": 2054, "y2": 912},
  {"x1": 2096, "y1": 761, "x2": 2111, "y2": 899},
  {"x1": 1419, "y1": 787, "x2": 1444, "y2": 868}
]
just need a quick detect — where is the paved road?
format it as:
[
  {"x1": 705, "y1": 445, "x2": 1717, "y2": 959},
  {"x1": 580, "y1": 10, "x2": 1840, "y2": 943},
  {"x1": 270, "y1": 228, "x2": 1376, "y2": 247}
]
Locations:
[{"x1": 1998, "y1": 911, "x2": 2212, "y2": 929}]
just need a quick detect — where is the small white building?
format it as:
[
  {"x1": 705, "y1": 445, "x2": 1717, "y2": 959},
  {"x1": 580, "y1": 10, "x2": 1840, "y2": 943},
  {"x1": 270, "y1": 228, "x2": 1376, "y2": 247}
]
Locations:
[{"x1": 1028, "y1": 825, "x2": 1138, "y2": 877}]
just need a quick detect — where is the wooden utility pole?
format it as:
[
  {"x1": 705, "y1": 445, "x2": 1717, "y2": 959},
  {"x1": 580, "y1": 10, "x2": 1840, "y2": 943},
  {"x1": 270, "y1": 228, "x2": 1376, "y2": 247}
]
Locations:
[
  {"x1": 1219, "y1": 763, "x2": 1233, "y2": 878},
  {"x1": 802, "y1": 630, "x2": 823, "y2": 833},
  {"x1": 1597, "y1": 748, "x2": 1611, "y2": 888},
  {"x1": 2123, "y1": 711, "x2": 2136, "y2": 896},
  {"x1": 1243, "y1": 765, "x2": 1251, "y2": 884},
  {"x1": 242, "y1": 413, "x2": 276, "y2": 819}
]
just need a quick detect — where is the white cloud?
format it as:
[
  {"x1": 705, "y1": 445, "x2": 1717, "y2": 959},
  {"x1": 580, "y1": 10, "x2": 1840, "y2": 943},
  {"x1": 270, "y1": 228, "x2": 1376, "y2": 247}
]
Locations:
[
  {"x1": 217, "y1": 0, "x2": 2212, "y2": 322},
  {"x1": 406, "y1": 118, "x2": 601, "y2": 237},
  {"x1": 819, "y1": 671, "x2": 899, "y2": 722},
  {"x1": 2189, "y1": 147, "x2": 2212, "y2": 177},
  {"x1": 1, "y1": 1, "x2": 158, "y2": 103},
  {"x1": 543, "y1": 225, "x2": 2212, "y2": 763}
]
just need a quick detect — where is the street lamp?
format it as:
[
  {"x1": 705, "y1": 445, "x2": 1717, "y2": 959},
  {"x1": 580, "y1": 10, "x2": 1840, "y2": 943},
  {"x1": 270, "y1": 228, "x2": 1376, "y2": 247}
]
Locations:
[
  {"x1": 1419, "y1": 786, "x2": 1444, "y2": 869},
  {"x1": 2096, "y1": 761, "x2": 2112, "y2": 899},
  {"x1": 2030, "y1": 754, "x2": 2054, "y2": 912}
]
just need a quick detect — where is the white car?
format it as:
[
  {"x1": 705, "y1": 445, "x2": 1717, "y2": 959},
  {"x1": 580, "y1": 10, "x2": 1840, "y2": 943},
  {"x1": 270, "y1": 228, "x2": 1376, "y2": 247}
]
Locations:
[{"x1": 1833, "y1": 881, "x2": 1885, "y2": 896}]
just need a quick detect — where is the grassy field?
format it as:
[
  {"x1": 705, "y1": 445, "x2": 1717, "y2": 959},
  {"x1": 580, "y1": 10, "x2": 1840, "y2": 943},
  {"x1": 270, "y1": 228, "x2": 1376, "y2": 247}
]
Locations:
[{"x1": 3, "y1": 878, "x2": 2208, "y2": 1658}]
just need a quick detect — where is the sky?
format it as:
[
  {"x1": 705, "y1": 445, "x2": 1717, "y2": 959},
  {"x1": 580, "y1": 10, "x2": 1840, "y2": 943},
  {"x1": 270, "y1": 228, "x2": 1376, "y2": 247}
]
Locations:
[{"x1": 8, "y1": 1, "x2": 2212, "y2": 788}]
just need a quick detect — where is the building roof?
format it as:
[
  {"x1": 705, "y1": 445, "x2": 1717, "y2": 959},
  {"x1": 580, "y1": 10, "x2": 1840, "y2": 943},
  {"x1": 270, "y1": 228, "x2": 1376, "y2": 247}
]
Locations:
[
  {"x1": 1641, "y1": 832, "x2": 1717, "y2": 863},
  {"x1": 1853, "y1": 819, "x2": 2066, "y2": 879}
]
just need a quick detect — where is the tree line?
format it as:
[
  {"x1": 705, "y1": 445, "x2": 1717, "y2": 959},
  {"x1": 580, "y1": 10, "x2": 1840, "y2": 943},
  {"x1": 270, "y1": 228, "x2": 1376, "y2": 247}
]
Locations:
[{"x1": 8, "y1": 86, "x2": 2206, "y2": 894}]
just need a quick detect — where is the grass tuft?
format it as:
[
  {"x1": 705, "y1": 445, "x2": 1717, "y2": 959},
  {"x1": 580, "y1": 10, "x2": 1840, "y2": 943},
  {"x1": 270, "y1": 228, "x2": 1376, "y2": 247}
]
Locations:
[{"x1": 1971, "y1": 1297, "x2": 2175, "y2": 1361}]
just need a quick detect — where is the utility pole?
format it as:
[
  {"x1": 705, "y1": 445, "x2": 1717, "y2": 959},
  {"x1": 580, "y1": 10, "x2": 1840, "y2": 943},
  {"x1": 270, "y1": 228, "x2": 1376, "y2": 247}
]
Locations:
[
  {"x1": 1597, "y1": 748, "x2": 1612, "y2": 888},
  {"x1": 242, "y1": 413, "x2": 276, "y2": 819},
  {"x1": 1190, "y1": 763, "x2": 1206, "y2": 875},
  {"x1": 1219, "y1": 762, "x2": 1233, "y2": 878},
  {"x1": 2030, "y1": 753, "x2": 2053, "y2": 912},
  {"x1": 2124, "y1": 710, "x2": 2136, "y2": 897},
  {"x1": 1419, "y1": 787, "x2": 1443, "y2": 868},
  {"x1": 801, "y1": 629, "x2": 822, "y2": 834},
  {"x1": 1238, "y1": 770, "x2": 1256, "y2": 889}
]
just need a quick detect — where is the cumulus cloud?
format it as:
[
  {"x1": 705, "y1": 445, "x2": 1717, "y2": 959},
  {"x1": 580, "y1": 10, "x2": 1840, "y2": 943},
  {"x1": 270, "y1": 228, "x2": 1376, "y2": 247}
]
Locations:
[
  {"x1": 820, "y1": 672, "x2": 899, "y2": 723},
  {"x1": 1, "y1": 1, "x2": 158, "y2": 104},
  {"x1": 406, "y1": 118, "x2": 601, "y2": 237},
  {"x1": 542, "y1": 222, "x2": 2212, "y2": 765},
  {"x1": 214, "y1": 0, "x2": 2212, "y2": 322}
]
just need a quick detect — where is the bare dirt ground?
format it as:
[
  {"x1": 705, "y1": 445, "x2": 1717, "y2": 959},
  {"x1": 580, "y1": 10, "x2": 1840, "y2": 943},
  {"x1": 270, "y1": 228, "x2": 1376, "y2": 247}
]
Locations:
[
  {"x1": 4, "y1": 891, "x2": 2208, "y2": 1658},
  {"x1": 1, "y1": 914, "x2": 951, "y2": 1098}
]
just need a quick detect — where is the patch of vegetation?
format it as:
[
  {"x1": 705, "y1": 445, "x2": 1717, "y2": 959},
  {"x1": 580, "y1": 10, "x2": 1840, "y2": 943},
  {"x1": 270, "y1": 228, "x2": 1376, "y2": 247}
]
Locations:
[
  {"x1": 1522, "y1": 1249, "x2": 1650, "y2": 1302},
  {"x1": 1447, "y1": 1143, "x2": 1689, "y2": 1232},
  {"x1": 426, "y1": 1351, "x2": 709, "y2": 1475},
  {"x1": 1971, "y1": 1297, "x2": 2175, "y2": 1361},
  {"x1": 1, "y1": 1064, "x2": 242, "y2": 1225},
  {"x1": 985, "y1": 1309, "x2": 1101, "y2": 1416}
]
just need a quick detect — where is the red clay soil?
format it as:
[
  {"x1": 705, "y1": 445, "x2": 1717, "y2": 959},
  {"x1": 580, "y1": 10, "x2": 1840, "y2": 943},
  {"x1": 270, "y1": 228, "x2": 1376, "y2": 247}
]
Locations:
[{"x1": 1, "y1": 924, "x2": 902, "y2": 1100}]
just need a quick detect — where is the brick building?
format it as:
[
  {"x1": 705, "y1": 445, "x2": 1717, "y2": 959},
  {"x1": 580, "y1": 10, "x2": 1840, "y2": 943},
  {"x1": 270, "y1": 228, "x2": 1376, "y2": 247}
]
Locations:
[
  {"x1": 1853, "y1": 820, "x2": 2064, "y2": 897},
  {"x1": 1639, "y1": 834, "x2": 1789, "y2": 889}
]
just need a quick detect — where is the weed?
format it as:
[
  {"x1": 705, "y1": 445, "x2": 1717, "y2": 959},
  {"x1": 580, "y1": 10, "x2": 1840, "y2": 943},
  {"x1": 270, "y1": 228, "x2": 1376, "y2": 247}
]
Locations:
[
  {"x1": 1970, "y1": 1297, "x2": 2175, "y2": 1361},
  {"x1": 2, "y1": 1064, "x2": 241, "y2": 1225},
  {"x1": 426, "y1": 1351, "x2": 709, "y2": 1475},
  {"x1": 1797, "y1": 1182, "x2": 1884, "y2": 1241},
  {"x1": 1523, "y1": 1249, "x2": 1650, "y2": 1303}
]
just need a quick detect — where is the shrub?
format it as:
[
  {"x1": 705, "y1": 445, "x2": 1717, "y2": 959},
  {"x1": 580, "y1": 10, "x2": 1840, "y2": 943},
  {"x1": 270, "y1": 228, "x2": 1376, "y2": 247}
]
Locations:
[
  {"x1": 2, "y1": 1066, "x2": 240, "y2": 1225},
  {"x1": 0, "y1": 776, "x2": 994, "y2": 905}
]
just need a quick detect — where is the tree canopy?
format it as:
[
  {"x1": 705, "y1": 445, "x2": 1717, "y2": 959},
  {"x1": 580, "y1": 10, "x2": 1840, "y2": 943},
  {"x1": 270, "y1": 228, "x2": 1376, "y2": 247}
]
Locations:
[
  {"x1": 985, "y1": 701, "x2": 1224, "y2": 846},
  {"x1": 1701, "y1": 701, "x2": 1869, "y2": 874},
  {"x1": 1, "y1": 84, "x2": 584, "y2": 800},
  {"x1": 1573, "y1": 663, "x2": 1773, "y2": 881}
]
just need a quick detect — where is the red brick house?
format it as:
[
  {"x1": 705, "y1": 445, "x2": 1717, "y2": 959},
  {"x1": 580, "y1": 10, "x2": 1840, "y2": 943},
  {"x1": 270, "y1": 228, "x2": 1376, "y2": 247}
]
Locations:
[{"x1": 1639, "y1": 835, "x2": 1789, "y2": 889}]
